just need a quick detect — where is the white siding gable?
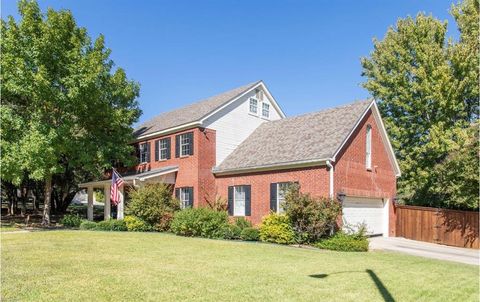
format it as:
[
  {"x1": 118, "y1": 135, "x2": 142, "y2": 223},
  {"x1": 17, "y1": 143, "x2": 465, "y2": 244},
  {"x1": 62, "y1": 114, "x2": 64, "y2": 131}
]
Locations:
[{"x1": 203, "y1": 87, "x2": 282, "y2": 165}]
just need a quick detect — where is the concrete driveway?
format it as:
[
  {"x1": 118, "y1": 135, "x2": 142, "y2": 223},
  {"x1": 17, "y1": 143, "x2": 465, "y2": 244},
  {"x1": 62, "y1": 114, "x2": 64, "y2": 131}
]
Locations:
[{"x1": 369, "y1": 237, "x2": 479, "y2": 266}]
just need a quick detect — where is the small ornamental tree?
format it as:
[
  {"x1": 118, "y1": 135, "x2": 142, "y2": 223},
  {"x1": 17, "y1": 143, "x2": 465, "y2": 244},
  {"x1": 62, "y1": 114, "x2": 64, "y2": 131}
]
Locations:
[
  {"x1": 282, "y1": 184, "x2": 341, "y2": 243},
  {"x1": 127, "y1": 184, "x2": 180, "y2": 231}
]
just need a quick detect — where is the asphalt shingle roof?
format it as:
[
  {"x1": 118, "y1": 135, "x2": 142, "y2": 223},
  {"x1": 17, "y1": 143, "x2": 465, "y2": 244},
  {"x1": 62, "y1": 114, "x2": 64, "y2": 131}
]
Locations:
[
  {"x1": 134, "y1": 81, "x2": 261, "y2": 138},
  {"x1": 215, "y1": 99, "x2": 373, "y2": 172}
]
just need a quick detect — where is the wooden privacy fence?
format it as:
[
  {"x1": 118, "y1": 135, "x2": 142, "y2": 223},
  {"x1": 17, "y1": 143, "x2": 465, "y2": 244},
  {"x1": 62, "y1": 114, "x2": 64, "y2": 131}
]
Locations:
[{"x1": 396, "y1": 205, "x2": 479, "y2": 249}]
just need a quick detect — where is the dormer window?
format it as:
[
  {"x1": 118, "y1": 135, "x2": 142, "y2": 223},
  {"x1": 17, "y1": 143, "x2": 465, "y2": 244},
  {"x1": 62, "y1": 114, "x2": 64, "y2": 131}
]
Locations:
[
  {"x1": 366, "y1": 125, "x2": 372, "y2": 170},
  {"x1": 249, "y1": 98, "x2": 258, "y2": 114},
  {"x1": 262, "y1": 103, "x2": 270, "y2": 118}
]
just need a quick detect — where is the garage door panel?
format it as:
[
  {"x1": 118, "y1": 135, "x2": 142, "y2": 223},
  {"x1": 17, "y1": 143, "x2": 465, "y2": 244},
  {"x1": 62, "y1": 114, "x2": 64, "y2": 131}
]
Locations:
[{"x1": 342, "y1": 197, "x2": 385, "y2": 236}]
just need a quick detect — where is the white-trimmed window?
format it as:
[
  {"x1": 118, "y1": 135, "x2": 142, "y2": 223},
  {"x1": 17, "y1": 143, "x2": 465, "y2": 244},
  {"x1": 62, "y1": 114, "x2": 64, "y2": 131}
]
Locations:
[
  {"x1": 180, "y1": 134, "x2": 191, "y2": 157},
  {"x1": 139, "y1": 143, "x2": 149, "y2": 163},
  {"x1": 234, "y1": 186, "x2": 246, "y2": 216},
  {"x1": 249, "y1": 98, "x2": 258, "y2": 114},
  {"x1": 176, "y1": 187, "x2": 193, "y2": 209},
  {"x1": 366, "y1": 125, "x2": 372, "y2": 169},
  {"x1": 262, "y1": 103, "x2": 270, "y2": 118},
  {"x1": 276, "y1": 182, "x2": 290, "y2": 213},
  {"x1": 159, "y1": 138, "x2": 168, "y2": 160}
]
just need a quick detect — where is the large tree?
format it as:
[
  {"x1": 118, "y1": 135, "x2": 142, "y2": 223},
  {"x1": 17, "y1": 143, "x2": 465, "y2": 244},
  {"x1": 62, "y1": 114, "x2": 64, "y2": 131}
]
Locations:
[
  {"x1": 1, "y1": 0, "x2": 141, "y2": 223},
  {"x1": 361, "y1": 0, "x2": 479, "y2": 210}
]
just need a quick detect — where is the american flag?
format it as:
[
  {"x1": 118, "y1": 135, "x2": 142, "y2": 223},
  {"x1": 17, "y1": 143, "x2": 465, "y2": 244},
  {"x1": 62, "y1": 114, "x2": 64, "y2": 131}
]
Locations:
[{"x1": 110, "y1": 169, "x2": 124, "y2": 205}]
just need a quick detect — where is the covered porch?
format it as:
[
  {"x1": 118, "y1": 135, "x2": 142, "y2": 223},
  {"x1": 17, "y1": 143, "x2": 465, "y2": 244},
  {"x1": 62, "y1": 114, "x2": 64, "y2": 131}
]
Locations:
[{"x1": 79, "y1": 166, "x2": 178, "y2": 221}]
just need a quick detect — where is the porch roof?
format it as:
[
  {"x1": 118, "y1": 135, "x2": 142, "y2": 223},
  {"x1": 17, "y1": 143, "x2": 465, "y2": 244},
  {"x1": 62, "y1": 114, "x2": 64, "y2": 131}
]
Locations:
[{"x1": 79, "y1": 166, "x2": 179, "y2": 188}]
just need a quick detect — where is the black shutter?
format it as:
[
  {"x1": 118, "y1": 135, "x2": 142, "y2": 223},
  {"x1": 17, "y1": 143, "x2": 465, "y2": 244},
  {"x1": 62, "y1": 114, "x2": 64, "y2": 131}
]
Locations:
[
  {"x1": 175, "y1": 135, "x2": 180, "y2": 158},
  {"x1": 270, "y1": 183, "x2": 277, "y2": 212},
  {"x1": 135, "y1": 144, "x2": 140, "y2": 163},
  {"x1": 175, "y1": 188, "x2": 180, "y2": 200},
  {"x1": 166, "y1": 138, "x2": 171, "y2": 159},
  {"x1": 188, "y1": 187, "x2": 194, "y2": 208},
  {"x1": 245, "y1": 185, "x2": 251, "y2": 216},
  {"x1": 228, "y1": 186, "x2": 234, "y2": 216},
  {"x1": 188, "y1": 132, "x2": 194, "y2": 155},
  {"x1": 146, "y1": 142, "x2": 151, "y2": 162},
  {"x1": 154, "y1": 140, "x2": 159, "y2": 161}
]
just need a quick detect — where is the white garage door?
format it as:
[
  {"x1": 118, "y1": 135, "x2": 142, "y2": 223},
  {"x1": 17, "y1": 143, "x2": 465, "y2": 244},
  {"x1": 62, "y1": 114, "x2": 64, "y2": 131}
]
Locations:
[{"x1": 342, "y1": 197, "x2": 386, "y2": 236}]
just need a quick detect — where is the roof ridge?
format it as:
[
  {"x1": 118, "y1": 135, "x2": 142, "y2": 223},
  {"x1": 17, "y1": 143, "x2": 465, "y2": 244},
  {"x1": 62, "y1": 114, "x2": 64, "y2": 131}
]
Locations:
[{"x1": 265, "y1": 98, "x2": 373, "y2": 125}]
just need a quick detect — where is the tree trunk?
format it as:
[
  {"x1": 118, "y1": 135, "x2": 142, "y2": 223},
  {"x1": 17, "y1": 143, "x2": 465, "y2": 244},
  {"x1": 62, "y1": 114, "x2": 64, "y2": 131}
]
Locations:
[
  {"x1": 42, "y1": 175, "x2": 52, "y2": 226},
  {"x1": 20, "y1": 187, "x2": 28, "y2": 217}
]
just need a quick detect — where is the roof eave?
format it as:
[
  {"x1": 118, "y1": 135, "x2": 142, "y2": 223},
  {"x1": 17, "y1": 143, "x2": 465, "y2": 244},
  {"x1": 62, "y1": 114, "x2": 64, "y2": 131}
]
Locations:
[{"x1": 213, "y1": 158, "x2": 331, "y2": 176}]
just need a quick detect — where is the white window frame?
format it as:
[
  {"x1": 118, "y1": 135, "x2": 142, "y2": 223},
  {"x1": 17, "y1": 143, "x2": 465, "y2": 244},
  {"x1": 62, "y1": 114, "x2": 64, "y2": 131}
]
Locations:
[
  {"x1": 179, "y1": 134, "x2": 190, "y2": 157},
  {"x1": 276, "y1": 182, "x2": 290, "y2": 213},
  {"x1": 366, "y1": 125, "x2": 372, "y2": 170},
  {"x1": 139, "y1": 143, "x2": 148, "y2": 163},
  {"x1": 159, "y1": 138, "x2": 168, "y2": 160},
  {"x1": 179, "y1": 188, "x2": 191, "y2": 209},
  {"x1": 262, "y1": 102, "x2": 270, "y2": 118},
  {"x1": 233, "y1": 186, "x2": 246, "y2": 216},
  {"x1": 249, "y1": 98, "x2": 258, "y2": 114}
]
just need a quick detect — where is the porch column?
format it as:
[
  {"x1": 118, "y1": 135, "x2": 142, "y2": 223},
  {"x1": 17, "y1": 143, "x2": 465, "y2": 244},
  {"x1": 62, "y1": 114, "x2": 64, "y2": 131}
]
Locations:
[
  {"x1": 87, "y1": 186, "x2": 94, "y2": 221},
  {"x1": 117, "y1": 186, "x2": 124, "y2": 220},
  {"x1": 104, "y1": 184, "x2": 111, "y2": 220}
]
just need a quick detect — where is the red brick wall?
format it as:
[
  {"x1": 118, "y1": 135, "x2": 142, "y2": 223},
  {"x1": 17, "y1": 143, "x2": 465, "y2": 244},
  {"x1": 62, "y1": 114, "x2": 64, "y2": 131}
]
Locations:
[
  {"x1": 334, "y1": 109, "x2": 397, "y2": 236},
  {"x1": 215, "y1": 167, "x2": 330, "y2": 225},
  {"x1": 214, "y1": 108, "x2": 397, "y2": 234},
  {"x1": 133, "y1": 127, "x2": 216, "y2": 206}
]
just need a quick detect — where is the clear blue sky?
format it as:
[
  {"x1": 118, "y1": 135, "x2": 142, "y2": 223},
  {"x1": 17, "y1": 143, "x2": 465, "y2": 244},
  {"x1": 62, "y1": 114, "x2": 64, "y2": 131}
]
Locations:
[{"x1": 2, "y1": 0, "x2": 458, "y2": 125}]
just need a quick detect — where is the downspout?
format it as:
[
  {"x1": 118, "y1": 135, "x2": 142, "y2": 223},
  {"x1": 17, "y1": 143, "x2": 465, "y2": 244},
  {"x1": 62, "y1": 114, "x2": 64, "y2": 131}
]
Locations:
[{"x1": 326, "y1": 160, "x2": 334, "y2": 199}]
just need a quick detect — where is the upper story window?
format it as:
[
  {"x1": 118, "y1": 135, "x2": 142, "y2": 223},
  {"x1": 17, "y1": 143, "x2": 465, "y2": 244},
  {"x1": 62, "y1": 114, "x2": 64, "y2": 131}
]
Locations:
[
  {"x1": 249, "y1": 98, "x2": 258, "y2": 114},
  {"x1": 176, "y1": 132, "x2": 194, "y2": 157},
  {"x1": 155, "y1": 137, "x2": 171, "y2": 161},
  {"x1": 262, "y1": 103, "x2": 270, "y2": 118},
  {"x1": 138, "y1": 142, "x2": 150, "y2": 163},
  {"x1": 366, "y1": 125, "x2": 372, "y2": 170}
]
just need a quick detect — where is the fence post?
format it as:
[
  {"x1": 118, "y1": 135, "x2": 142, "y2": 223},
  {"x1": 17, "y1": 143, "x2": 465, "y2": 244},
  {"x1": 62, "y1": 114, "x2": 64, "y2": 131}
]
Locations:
[{"x1": 433, "y1": 208, "x2": 441, "y2": 244}]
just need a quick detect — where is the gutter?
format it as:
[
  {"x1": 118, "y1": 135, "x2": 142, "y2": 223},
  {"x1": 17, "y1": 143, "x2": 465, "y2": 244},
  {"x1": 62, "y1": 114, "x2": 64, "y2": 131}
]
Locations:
[{"x1": 326, "y1": 160, "x2": 334, "y2": 199}]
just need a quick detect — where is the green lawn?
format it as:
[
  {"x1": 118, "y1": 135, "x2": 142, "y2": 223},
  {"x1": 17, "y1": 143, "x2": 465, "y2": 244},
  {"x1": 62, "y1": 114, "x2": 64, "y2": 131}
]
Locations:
[{"x1": 2, "y1": 231, "x2": 478, "y2": 301}]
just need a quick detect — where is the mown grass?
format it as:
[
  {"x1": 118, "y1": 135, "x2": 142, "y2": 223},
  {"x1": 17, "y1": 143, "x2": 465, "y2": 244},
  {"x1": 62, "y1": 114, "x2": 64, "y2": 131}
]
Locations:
[{"x1": 2, "y1": 231, "x2": 478, "y2": 301}]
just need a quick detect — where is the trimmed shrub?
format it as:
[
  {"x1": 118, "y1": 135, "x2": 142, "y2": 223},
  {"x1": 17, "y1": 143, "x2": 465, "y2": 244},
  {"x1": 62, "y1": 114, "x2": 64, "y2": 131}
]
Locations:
[
  {"x1": 60, "y1": 214, "x2": 83, "y2": 228},
  {"x1": 240, "y1": 227, "x2": 260, "y2": 241},
  {"x1": 170, "y1": 208, "x2": 229, "y2": 238},
  {"x1": 234, "y1": 217, "x2": 252, "y2": 230},
  {"x1": 80, "y1": 221, "x2": 97, "y2": 230},
  {"x1": 124, "y1": 216, "x2": 151, "y2": 232},
  {"x1": 315, "y1": 232, "x2": 369, "y2": 252},
  {"x1": 95, "y1": 219, "x2": 127, "y2": 231},
  {"x1": 219, "y1": 224, "x2": 242, "y2": 240},
  {"x1": 259, "y1": 213, "x2": 295, "y2": 244},
  {"x1": 283, "y1": 183, "x2": 342, "y2": 243},
  {"x1": 127, "y1": 184, "x2": 180, "y2": 231}
]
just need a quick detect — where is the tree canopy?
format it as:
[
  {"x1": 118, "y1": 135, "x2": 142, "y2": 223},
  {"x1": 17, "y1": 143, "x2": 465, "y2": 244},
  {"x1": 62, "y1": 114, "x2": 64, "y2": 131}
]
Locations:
[
  {"x1": 361, "y1": 0, "x2": 479, "y2": 210},
  {"x1": 1, "y1": 0, "x2": 142, "y2": 223}
]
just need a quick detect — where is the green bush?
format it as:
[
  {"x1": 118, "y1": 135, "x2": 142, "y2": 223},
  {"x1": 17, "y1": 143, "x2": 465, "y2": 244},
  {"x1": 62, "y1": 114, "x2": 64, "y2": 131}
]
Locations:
[
  {"x1": 95, "y1": 219, "x2": 127, "y2": 231},
  {"x1": 170, "y1": 208, "x2": 229, "y2": 238},
  {"x1": 127, "y1": 184, "x2": 180, "y2": 231},
  {"x1": 315, "y1": 232, "x2": 369, "y2": 252},
  {"x1": 240, "y1": 227, "x2": 260, "y2": 241},
  {"x1": 79, "y1": 221, "x2": 97, "y2": 230},
  {"x1": 234, "y1": 217, "x2": 252, "y2": 230},
  {"x1": 259, "y1": 213, "x2": 295, "y2": 244},
  {"x1": 124, "y1": 216, "x2": 151, "y2": 232},
  {"x1": 283, "y1": 184, "x2": 342, "y2": 243},
  {"x1": 60, "y1": 214, "x2": 83, "y2": 228},
  {"x1": 219, "y1": 224, "x2": 242, "y2": 240}
]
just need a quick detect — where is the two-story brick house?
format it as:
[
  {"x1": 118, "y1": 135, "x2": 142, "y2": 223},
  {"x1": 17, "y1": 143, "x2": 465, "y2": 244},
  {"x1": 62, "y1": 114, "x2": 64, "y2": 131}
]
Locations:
[{"x1": 81, "y1": 80, "x2": 400, "y2": 236}]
